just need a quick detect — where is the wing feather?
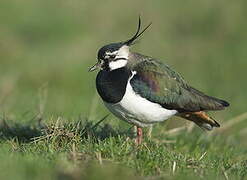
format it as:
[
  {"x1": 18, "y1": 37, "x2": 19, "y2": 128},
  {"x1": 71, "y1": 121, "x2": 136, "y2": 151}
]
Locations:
[{"x1": 129, "y1": 57, "x2": 229, "y2": 112}]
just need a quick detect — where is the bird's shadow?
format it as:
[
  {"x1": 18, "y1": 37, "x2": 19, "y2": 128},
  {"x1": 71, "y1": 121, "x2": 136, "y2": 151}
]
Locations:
[
  {"x1": 0, "y1": 119, "x2": 43, "y2": 143},
  {"x1": 0, "y1": 115, "x2": 133, "y2": 143}
]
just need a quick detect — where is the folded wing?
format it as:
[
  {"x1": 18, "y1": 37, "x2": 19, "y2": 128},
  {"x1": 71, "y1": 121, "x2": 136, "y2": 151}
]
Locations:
[{"x1": 130, "y1": 59, "x2": 229, "y2": 112}]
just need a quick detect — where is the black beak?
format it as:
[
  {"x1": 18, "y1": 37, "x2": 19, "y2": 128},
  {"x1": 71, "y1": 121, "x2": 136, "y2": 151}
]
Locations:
[{"x1": 88, "y1": 62, "x2": 101, "y2": 72}]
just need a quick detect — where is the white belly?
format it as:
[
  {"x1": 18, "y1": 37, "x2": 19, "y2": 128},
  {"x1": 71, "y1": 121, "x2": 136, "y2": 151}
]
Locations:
[{"x1": 104, "y1": 81, "x2": 177, "y2": 127}]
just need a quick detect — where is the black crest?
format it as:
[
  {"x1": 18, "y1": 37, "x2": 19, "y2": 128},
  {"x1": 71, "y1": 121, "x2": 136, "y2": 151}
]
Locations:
[
  {"x1": 124, "y1": 16, "x2": 152, "y2": 46},
  {"x1": 96, "y1": 16, "x2": 152, "y2": 62}
]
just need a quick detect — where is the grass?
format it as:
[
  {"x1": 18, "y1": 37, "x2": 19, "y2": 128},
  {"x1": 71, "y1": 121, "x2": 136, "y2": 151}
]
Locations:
[
  {"x1": 1, "y1": 0, "x2": 247, "y2": 179},
  {"x1": 0, "y1": 114, "x2": 247, "y2": 180}
]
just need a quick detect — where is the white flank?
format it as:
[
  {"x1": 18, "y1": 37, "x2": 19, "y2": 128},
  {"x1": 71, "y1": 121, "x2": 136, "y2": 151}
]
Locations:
[
  {"x1": 104, "y1": 72, "x2": 177, "y2": 127},
  {"x1": 109, "y1": 59, "x2": 128, "y2": 70}
]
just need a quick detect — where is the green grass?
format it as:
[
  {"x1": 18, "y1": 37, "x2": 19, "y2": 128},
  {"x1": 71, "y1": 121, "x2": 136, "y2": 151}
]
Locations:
[
  {"x1": 0, "y1": 0, "x2": 247, "y2": 179},
  {"x1": 1, "y1": 116, "x2": 247, "y2": 180}
]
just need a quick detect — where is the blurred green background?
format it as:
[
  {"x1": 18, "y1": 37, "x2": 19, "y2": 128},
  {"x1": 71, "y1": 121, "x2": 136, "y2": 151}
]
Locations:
[
  {"x1": 0, "y1": 0, "x2": 246, "y2": 120},
  {"x1": 0, "y1": 0, "x2": 247, "y2": 179}
]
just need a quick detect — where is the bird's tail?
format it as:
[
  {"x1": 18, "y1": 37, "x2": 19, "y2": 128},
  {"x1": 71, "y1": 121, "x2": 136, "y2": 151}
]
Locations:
[{"x1": 178, "y1": 111, "x2": 220, "y2": 131}]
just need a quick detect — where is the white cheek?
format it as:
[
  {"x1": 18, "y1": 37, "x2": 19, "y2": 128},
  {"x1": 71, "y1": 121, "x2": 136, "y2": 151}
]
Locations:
[
  {"x1": 118, "y1": 45, "x2": 129, "y2": 58},
  {"x1": 109, "y1": 60, "x2": 127, "y2": 70}
]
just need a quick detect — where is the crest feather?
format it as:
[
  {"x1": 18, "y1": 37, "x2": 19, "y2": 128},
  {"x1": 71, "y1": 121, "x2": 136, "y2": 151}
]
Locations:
[{"x1": 124, "y1": 16, "x2": 152, "y2": 46}]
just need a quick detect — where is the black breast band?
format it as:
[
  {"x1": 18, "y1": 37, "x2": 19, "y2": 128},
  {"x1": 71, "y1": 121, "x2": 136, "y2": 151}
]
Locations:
[{"x1": 96, "y1": 67, "x2": 131, "y2": 103}]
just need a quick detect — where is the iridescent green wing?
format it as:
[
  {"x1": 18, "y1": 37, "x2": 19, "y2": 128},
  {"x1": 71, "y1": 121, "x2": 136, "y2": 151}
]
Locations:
[{"x1": 130, "y1": 58, "x2": 228, "y2": 112}]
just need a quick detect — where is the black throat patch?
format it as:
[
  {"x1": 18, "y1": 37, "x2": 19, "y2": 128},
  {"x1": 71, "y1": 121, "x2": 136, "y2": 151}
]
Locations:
[{"x1": 96, "y1": 67, "x2": 132, "y2": 103}]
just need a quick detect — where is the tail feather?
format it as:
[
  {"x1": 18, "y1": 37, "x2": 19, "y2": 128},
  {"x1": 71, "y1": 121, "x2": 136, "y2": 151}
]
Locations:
[
  {"x1": 188, "y1": 87, "x2": 230, "y2": 111},
  {"x1": 178, "y1": 111, "x2": 220, "y2": 131}
]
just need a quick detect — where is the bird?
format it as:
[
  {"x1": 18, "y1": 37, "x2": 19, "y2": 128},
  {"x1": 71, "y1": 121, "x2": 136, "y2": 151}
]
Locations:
[{"x1": 89, "y1": 17, "x2": 229, "y2": 145}]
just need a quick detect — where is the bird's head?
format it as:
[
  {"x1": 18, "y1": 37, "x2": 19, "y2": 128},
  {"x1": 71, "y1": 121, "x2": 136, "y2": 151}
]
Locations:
[{"x1": 89, "y1": 17, "x2": 151, "y2": 72}]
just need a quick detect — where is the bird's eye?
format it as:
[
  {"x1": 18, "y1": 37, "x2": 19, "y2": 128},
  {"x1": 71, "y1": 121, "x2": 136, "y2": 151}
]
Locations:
[{"x1": 109, "y1": 55, "x2": 116, "y2": 59}]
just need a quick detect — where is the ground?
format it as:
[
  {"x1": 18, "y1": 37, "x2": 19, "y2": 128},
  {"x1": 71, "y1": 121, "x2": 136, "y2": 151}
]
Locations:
[
  {"x1": 0, "y1": 0, "x2": 247, "y2": 179},
  {"x1": 1, "y1": 113, "x2": 247, "y2": 179}
]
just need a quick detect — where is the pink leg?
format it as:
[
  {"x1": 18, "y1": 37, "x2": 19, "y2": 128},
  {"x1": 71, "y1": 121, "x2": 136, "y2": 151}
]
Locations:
[{"x1": 136, "y1": 127, "x2": 143, "y2": 145}]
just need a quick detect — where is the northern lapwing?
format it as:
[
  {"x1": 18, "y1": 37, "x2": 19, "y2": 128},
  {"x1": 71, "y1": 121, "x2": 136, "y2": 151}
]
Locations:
[{"x1": 89, "y1": 17, "x2": 229, "y2": 144}]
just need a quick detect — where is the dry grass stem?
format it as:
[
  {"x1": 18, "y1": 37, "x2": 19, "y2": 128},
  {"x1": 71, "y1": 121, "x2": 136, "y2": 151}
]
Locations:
[{"x1": 172, "y1": 161, "x2": 176, "y2": 174}]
